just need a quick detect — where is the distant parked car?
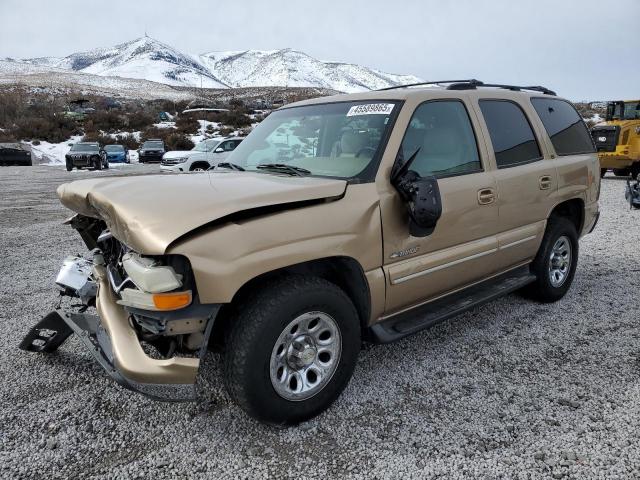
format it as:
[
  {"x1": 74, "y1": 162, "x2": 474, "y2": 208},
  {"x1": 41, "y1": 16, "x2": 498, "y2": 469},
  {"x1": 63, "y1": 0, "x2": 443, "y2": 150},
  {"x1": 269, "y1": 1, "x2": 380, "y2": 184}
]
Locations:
[
  {"x1": 138, "y1": 139, "x2": 166, "y2": 163},
  {"x1": 0, "y1": 143, "x2": 32, "y2": 166},
  {"x1": 160, "y1": 137, "x2": 244, "y2": 172},
  {"x1": 65, "y1": 142, "x2": 108, "y2": 171},
  {"x1": 104, "y1": 144, "x2": 130, "y2": 164}
]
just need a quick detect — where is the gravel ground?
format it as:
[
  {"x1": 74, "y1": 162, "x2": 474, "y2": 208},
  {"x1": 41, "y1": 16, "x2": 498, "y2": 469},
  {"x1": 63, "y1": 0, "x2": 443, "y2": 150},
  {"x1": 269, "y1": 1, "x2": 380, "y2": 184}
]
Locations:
[{"x1": 1, "y1": 165, "x2": 639, "y2": 479}]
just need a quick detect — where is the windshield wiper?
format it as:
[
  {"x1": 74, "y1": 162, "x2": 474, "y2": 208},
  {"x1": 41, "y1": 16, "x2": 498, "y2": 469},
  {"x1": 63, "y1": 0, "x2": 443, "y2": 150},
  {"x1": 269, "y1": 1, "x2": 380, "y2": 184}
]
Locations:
[
  {"x1": 256, "y1": 163, "x2": 311, "y2": 176},
  {"x1": 213, "y1": 162, "x2": 245, "y2": 171}
]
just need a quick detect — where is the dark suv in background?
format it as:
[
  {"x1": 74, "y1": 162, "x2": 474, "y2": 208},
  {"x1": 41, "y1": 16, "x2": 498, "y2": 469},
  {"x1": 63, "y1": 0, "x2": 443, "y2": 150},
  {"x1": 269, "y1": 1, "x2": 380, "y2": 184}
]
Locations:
[
  {"x1": 138, "y1": 139, "x2": 166, "y2": 163},
  {"x1": 65, "y1": 143, "x2": 108, "y2": 171}
]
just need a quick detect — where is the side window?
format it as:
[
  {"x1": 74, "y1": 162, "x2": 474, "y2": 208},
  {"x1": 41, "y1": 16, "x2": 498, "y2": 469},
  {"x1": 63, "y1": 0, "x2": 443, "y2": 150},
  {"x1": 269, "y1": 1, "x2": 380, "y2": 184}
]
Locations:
[
  {"x1": 479, "y1": 100, "x2": 542, "y2": 168},
  {"x1": 223, "y1": 141, "x2": 238, "y2": 151},
  {"x1": 531, "y1": 98, "x2": 595, "y2": 156},
  {"x1": 399, "y1": 100, "x2": 481, "y2": 178}
]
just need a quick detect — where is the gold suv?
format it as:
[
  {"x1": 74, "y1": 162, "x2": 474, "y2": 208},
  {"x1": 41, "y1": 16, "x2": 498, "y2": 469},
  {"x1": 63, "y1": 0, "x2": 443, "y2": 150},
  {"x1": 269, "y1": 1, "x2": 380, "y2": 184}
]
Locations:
[{"x1": 21, "y1": 80, "x2": 600, "y2": 424}]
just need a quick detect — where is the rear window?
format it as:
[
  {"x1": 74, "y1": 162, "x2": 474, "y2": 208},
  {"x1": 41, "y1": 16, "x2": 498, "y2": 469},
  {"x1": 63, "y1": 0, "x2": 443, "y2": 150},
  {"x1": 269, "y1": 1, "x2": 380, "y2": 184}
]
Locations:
[
  {"x1": 479, "y1": 100, "x2": 542, "y2": 168},
  {"x1": 531, "y1": 98, "x2": 595, "y2": 156}
]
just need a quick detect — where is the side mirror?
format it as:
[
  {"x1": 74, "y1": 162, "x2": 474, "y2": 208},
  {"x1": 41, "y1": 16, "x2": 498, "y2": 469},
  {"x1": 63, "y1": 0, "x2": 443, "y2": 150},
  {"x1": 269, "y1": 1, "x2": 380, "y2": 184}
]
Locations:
[
  {"x1": 215, "y1": 147, "x2": 224, "y2": 153},
  {"x1": 394, "y1": 171, "x2": 442, "y2": 237},
  {"x1": 391, "y1": 148, "x2": 442, "y2": 237}
]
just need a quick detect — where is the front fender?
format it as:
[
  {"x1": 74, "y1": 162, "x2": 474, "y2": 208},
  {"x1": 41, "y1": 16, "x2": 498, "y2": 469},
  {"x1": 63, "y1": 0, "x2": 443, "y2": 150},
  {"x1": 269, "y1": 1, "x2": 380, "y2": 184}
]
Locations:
[{"x1": 167, "y1": 184, "x2": 383, "y2": 304}]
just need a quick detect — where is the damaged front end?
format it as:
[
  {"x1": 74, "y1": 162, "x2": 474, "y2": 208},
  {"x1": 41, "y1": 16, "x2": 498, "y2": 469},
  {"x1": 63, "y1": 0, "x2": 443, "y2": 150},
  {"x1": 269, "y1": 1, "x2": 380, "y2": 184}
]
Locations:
[{"x1": 20, "y1": 214, "x2": 219, "y2": 402}]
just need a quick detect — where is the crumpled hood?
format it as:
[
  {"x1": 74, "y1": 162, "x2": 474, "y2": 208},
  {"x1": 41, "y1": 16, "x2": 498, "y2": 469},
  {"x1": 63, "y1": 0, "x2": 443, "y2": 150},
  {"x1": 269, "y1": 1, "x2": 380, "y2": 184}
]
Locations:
[{"x1": 57, "y1": 172, "x2": 347, "y2": 254}]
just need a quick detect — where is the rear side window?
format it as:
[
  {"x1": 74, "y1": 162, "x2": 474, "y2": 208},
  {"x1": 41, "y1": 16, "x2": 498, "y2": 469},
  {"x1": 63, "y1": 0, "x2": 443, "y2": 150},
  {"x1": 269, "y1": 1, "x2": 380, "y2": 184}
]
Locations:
[
  {"x1": 531, "y1": 98, "x2": 595, "y2": 156},
  {"x1": 399, "y1": 100, "x2": 481, "y2": 178},
  {"x1": 479, "y1": 100, "x2": 542, "y2": 168}
]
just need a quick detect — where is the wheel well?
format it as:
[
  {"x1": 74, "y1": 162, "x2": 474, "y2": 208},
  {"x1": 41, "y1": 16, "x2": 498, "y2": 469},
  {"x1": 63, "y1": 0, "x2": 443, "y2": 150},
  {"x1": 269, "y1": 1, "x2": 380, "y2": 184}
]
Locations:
[
  {"x1": 190, "y1": 161, "x2": 210, "y2": 170},
  {"x1": 209, "y1": 257, "x2": 371, "y2": 351},
  {"x1": 549, "y1": 198, "x2": 584, "y2": 234}
]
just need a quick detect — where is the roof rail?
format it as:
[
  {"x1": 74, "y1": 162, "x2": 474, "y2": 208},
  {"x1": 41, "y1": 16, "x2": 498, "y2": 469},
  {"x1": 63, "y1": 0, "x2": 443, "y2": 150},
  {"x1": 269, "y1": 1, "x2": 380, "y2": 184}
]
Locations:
[
  {"x1": 446, "y1": 81, "x2": 556, "y2": 96},
  {"x1": 379, "y1": 79, "x2": 556, "y2": 96},
  {"x1": 377, "y1": 79, "x2": 483, "y2": 91}
]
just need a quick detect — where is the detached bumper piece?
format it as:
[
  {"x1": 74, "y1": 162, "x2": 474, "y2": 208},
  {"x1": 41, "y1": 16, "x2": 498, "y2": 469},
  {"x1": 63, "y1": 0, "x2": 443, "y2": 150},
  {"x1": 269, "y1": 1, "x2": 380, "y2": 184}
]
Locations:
[{"x1": 20, "y1": 310, "x2": 199, "y2": 402}]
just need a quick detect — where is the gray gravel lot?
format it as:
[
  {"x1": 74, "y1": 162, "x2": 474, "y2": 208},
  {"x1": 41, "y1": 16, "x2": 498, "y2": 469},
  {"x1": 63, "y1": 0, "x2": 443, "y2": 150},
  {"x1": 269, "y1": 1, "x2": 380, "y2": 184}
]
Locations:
[{"x1": 1, "y1": 165, "x2": 639, "y2": 479}]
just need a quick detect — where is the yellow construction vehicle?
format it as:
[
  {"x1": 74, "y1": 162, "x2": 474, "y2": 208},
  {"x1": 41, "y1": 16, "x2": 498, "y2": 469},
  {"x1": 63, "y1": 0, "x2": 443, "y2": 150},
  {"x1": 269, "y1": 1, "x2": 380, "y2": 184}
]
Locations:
[{"x1": 591, "y1": 100, "x2": 640, "y2": 178}]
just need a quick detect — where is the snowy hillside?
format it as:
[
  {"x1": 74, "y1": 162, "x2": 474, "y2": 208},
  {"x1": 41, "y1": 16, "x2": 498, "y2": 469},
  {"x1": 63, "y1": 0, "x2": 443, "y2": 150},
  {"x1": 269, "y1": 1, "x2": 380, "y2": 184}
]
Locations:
[
  {"x1": 200, "y1": 48, "x2": 422, "y2": 92},
  {"x1": 4, "y1": 37, "x2": 421, "y2": 93}
]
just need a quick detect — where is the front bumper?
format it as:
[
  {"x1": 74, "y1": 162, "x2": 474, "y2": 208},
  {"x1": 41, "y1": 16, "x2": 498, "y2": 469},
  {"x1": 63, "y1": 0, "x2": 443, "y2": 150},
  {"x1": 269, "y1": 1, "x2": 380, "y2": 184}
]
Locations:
[
  {"x1": 139, "y1": 153, "x2": 164, "y2": 163},
  {"x1": 20, "y1": 263, "x2": 219, "y2": 402},
  {"x1": 160, "y1": 164, "x2": 184, "y2": 173}
]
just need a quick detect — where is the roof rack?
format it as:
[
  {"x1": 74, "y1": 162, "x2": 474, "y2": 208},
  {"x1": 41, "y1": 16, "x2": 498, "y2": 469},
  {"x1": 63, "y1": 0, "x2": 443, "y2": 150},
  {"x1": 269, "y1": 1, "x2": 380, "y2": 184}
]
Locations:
[
  {"x1": 379, "y1": 79, "x2": 556, "y2": 96},
  {"x1": 377, "y1": 79, "x2": 483, "y2": 91}
]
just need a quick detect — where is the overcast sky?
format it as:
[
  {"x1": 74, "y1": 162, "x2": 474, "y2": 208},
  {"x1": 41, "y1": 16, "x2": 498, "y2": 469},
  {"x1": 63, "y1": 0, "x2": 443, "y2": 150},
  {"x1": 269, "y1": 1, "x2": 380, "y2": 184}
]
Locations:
[{"x1": 1, "y1": 0, "x2": 638, "y2": 100}]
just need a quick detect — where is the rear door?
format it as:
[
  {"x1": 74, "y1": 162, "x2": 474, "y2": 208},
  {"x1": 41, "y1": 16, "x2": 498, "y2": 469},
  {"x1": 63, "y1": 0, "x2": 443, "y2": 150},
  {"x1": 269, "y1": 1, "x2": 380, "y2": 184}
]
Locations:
[
  {"x1": 379, "y1": 98, "x2": 501, "y2": 315},
  {"x1": 473, "y1": 98, "x2": 557, "y2": 268}
]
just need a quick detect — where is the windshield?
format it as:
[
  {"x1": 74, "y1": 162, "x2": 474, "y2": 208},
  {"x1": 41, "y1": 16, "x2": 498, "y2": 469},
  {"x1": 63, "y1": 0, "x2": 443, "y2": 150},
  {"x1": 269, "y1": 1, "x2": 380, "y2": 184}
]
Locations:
[
  {"x1": 226, "y1": 101, "x2": 399, "y2": 180},
  {"x1": 608, "y1": 101, "x2": 640, "y2": 120},
  {"x1": 142, "y1": 141, "x2": 163, "y2": 149},
  {"x1": 70, "y1": 143, "x2": 99, "y2": 153},
  {"x1": 192, "y1": 139, "x2": 220, "y2": 152},
  {"x1": 104, "y1": 145, "x2": 124, "y2": 152}
]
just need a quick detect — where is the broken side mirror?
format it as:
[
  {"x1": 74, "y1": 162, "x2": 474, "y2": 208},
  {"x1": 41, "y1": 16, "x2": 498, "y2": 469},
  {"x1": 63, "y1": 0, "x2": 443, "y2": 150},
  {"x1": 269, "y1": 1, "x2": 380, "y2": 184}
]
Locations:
[{"x1": 391, "y1": 148, "x2": 442, "y2": 237}]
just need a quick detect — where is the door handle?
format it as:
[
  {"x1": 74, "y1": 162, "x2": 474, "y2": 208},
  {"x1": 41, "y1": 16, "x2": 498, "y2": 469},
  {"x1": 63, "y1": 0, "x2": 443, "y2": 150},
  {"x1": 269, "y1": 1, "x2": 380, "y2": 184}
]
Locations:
[
  {"x1": 539, "y1": 175, "x2": 552, "y2": 190},
  {"x1": 477, "y1": 188, "x2": 495, "y2": 205}
]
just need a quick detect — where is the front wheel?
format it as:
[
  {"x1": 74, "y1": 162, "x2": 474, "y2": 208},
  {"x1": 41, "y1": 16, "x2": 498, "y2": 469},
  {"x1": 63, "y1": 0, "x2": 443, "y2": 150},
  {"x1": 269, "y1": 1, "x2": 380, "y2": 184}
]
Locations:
[
  {"x1": 600, "y1": 168, "x2": 607, "y2": 178},
  {"x1": 525, "y1": 217, "x2": 579, "y2": 303},
  {"x1": 223, "y1": 276, "x2": 360, "y2": 425},
  {"x1": 65, "y1": 161, "x2": 73, "y2": 172},
  {"x1": 94, "y1": 157, "x2": 102, "y2": 170}
]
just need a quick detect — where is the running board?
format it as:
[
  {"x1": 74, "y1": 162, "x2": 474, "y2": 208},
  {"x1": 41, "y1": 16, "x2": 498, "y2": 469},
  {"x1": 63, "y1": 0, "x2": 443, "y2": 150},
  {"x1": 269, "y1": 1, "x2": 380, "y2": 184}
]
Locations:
[{"x1": 369, "y1": 266, "x2": 536, "y2": 343}]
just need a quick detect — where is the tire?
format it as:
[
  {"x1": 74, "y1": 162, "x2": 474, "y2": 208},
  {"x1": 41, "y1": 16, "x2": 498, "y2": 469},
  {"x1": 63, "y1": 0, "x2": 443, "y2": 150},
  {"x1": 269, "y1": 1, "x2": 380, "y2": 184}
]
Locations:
[
  {"x1": 631, "y1": 163, "x2": 640, "y2": 180},
  {"x1": 190, "y1": 162, "x2": 209, "y2": 172},
  {"x1": 600, "y1": 168, "x2": 607, "y2": 178},
  {"x1": 94, "y1": 157, "x2": 102, "y2": 170},
  {"x1": 65, "y1": 161, "x2": 73, "y2": 172},
  {"x1": 223, "y1": 275, "x2": 360, "y2": 425},
  {"x1": 613, "y1": 168, "x2": 630, "y2": 177},
  {"x1": 525, "y1": 217, "x2": 579, "y2": 303}
]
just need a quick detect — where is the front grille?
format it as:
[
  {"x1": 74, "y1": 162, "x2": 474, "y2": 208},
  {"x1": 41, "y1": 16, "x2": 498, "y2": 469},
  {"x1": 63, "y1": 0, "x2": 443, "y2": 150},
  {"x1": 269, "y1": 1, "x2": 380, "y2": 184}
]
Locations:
[
  {"x1": 161, "y1": 159, "x2": 182, "y2": 165},
  {"x1": 591, "y1": 126, "x2": 620, "y2": 152}
]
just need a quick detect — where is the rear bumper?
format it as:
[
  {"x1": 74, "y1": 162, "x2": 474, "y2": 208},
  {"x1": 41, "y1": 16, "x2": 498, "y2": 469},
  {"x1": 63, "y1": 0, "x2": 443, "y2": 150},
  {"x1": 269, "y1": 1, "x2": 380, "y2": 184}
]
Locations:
[{"x1": 21, "y1": 264, "x2": 219, "y2": 402}]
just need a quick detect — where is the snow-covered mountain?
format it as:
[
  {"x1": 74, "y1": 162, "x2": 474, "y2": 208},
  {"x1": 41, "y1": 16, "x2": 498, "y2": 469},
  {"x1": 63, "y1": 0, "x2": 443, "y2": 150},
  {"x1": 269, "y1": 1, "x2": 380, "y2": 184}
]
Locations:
[
  {"x1": 7, "y1": 37, "x2": 421, "y2": 93},
  {"x1": 200, "y1": 48, "x2": 422, "y2": 92}
]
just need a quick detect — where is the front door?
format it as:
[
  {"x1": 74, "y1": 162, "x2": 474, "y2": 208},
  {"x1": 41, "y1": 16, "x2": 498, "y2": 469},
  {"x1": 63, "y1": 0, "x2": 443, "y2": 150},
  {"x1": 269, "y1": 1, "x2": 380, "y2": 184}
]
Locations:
[{"x1": 379, "y1": 99, "x2": 501, "y2": 315}]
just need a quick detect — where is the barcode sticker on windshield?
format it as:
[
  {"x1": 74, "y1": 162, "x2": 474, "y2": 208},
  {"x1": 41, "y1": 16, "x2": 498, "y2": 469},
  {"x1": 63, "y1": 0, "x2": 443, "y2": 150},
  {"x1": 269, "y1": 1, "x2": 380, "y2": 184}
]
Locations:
[{"x1": 346, "y1": 103, "x2": 395, "y2": 116}]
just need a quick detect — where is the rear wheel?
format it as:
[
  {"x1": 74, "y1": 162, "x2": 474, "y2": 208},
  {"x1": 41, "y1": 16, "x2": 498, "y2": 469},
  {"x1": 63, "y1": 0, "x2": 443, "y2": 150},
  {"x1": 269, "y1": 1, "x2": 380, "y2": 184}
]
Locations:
[
  {"x1": 223, "y1": 276, "x2": 360, "y2": 425},
  {"x1": 525, "y1": 217, "x2": 578, "y2": 303},
  {"x1": 600, "y1": 168, "x2": 607, "y2": 178}
]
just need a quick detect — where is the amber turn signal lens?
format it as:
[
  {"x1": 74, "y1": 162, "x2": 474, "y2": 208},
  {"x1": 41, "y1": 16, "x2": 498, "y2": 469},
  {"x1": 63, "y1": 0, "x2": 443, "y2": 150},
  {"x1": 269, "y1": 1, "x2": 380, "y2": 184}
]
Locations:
[{"x1": 152, "y1": 291, "x2": 192, "y2": 311}]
